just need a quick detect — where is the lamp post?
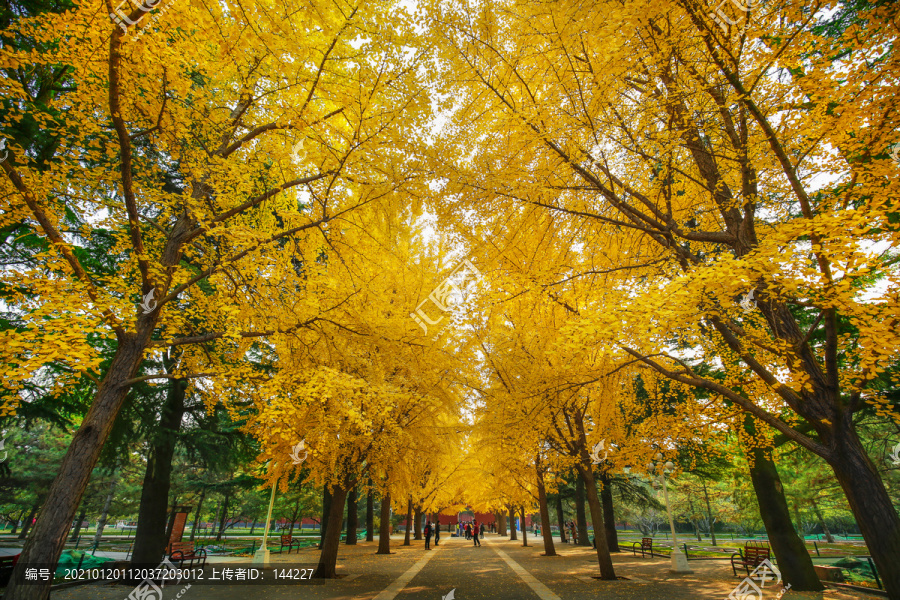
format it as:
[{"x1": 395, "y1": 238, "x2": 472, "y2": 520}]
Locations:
[
  {"x1": 253, "y1": 440, "x2": 308, "y2": 566},
  {"x1": 648, "y1": 453, "x2": 692, "y2": 573},
  {"x1": 252, "y1": 481, "x2": 278, "y2": 566}
]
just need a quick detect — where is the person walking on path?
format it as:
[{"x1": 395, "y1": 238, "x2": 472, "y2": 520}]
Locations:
[
  {"x1": 465, "y1": 523, "x2": 472, "y2": 540},
  {"x1": 434, "y1": 521, "x2": 440, "y2": 546},
  {"x1": 424, "y1": 520, "x2": 432, "y2": 550},
  {"x1": 472, "y1": 522, "x2": 481, "y2": 546}
]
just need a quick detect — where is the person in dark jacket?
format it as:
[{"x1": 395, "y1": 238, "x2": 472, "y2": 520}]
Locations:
[
  {"x1": 434, "y1": 521, "x2": 440, "y2": 546},
  {"x1": 465, "y1": 523, "x2": 472, "y2": 540},
  {"x1": 424, "y1": 521, "x2": 432, "y2": 550},
  {"x1": 472, "y1": 522, "x2": 481, "y2": 546}
]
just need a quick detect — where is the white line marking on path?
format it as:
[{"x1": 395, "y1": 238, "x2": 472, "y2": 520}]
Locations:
[
  {"x1": 491, "y1": 546, "x2": 561, "y2": 600},
  {"x1": 372, "y1": 548, "x2": 439, "y2": 600}
]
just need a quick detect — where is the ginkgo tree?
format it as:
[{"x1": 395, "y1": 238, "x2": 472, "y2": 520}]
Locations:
[
  {"x1": 0, "y1": 0, "x2": 431, "y2": 596},
  {"x1": 426, "y1": 0, "x2": 900, "y2": 593}
]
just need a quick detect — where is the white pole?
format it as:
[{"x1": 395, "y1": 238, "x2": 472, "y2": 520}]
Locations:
[
  {"x1": 660, "y1": 470, "x2": 692, "y2": 573},
  {"x1": 253, "y1": 481, "x2": 278, "y2": 565}
]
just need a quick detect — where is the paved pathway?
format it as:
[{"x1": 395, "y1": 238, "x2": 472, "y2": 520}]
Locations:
[{"x1": 46, "y1": 534, "x2": 880, "y2": 600}]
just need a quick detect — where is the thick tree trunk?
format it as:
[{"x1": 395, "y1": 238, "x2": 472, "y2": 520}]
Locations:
[
  {"x1": 598, "y1": 473, "x2": 620, "y2": 552},
  {"x1": 701, "y1": 481, "x2": 717, "y2": 546},
  {"x1": 93, "y1": 476, "x2": 117, "y2": 548},
  {"x1": 555, "y1": 495, "x2": 567, "y2": 543},
  {"x1": 520, "y1": 506, "x2": 528, "y2": 547},
  {"x1": 403, "y1": 498, "x2": 412, "y2": 546},
  {"x1": 810, "y1": 498, "x2": 834, "y2": 543},
  {"x1": 376, "y1": 494, "x2": 391, "y2": 554},
  {"x1": 574, "y1": 474, "x2": 590, "y2": 546},
  {"x1": 508, "y1": 506, "x2": 517, "y2": 541},
  {"x1": 189, "y1": 489, "x2": 205, "y2": 542},
  {"x1": 413, "y1": 506, "x2": 422, "y2": 540},
  {"x1": 314, "y1": 485, "x2": 348, "y2": 578},
  {"x1": 535, "y1": 464, "x2": 556, "y2": 556},
  {"x1": 320, "y1": 487, "x2": 332, "y2": 548},
  {"x1": 18, "y1": 504, "x2": 38, "y2": 541},
  {"x1": 215, "y1": 491, "x2": 230, "y2": 542},
  {"x1": 5, "y1": 331, "x2": 154, "y2": 600},
  {"x1": 575, "y1": 463, "x2": 616, "y2": 580},
  {"x1": 345, "y1": 486, "x2": 358, "y2": 545},
  {"x1": 69, "y1": 507, "x2": 87, "y2": 543},
  {"x1": 498, "y1": 512, "x2": 507, "y2": 536},
  {"x1": 132, "y1": 371, "x2": 186, "y2": 563},
  {"x1": 823, "y1": 420, "x2": 900, "y2": 599},
  {"x1": 744, "y1": 417, "x2": 822, "y2": 591}
]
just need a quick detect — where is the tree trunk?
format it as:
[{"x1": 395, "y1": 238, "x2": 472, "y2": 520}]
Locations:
[
  {"x1": 535, "y1": 462, "x2": 556, "y2": 556},
  {"x1": 810, "y1": 498, "x2": 834, "y2": 543},
  {"x1": 289, "y1": 495, "x2": 301, "y2": 536},
  {"x1": 345, "y1": 486, "x2": 358, "y2": 545},
  {"x1": 823, "y1": 421, "x2": 900, "y2": 599},
  {"x1": 376, "y1": 494, "x2": 391, "y2": 554},
  {"x1": 701, "y1": 480, "x2": 717, "y2": 546},
  {"x1": 18, "y1": 504, "x2": 39, "y2": 541},
  {"x1": 5, "y1": 330, "x2": 155, "y2": 600},
  {"x1": 574, "y1": 473, "x2": 590, "y2": 546},
  {"x1": 498, "y1": 512, "x2": 507, "y2": 536},
  {"x1": 744, "y1": 417, "x2": 822, "y2": 591},
  {"x1": 11, "y1": 508, "x2": 26, "y2": 535},
  {"x1": 320, "y1": 487, "x2": 332, "y2": 548},
  {"x1": 189, "y1": 489, "x2": 205, "y2": 542},
  {"x1": 131, "y1": 371, "x2": 186, "y2": 563},
  {"x1": 555, "y1": 495, "x2": 567, "y2": 543},
  {"x1": 69, "y1": 507, "x2": 87, "y2": 543},
  {"x1": 688, "y1": 497, "x2": 702, "y2": 542},
  {"x1": 508, "y1": 505, "x2": 517, "y2": 541},
  {"x1": 93, "y1": 476, "x2": 117, "y2": 548},
  {"x1": 366, "y1": 488, "x2": 374, "y2": 542},
  {"x1": 598, "y1": 472, "x2": 620, "y2": 552},
  {"x1": 520, "y1": 506, "x2": 528, "y2": 547},
  {"x1": 403, "y1": 498, "x2": 413, "y2": 546},
  {"x1": 575, "y1": 463, "x2": 616, "y2": 580},
  {"x1": 413, "y1": 506, "x2": 422, "y2": 540},
  {"x1": 215, "y1": 491, "x2": 230, "y2": 542},
  {"x1": 314, "y1": 485, "x2": 348, "y2": 578}
]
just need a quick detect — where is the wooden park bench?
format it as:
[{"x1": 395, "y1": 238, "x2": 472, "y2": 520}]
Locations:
[
  {"x1": 731, "y1": 541, "x2": 771, "y2": 577},
  {"x1": 631, "y1": 537, "x2": 654, "y2": 558},
  {"x1": 279, "y1": 534, "x2": 303, "y2": 554},
  {"x1": 168, "y1": 541, "x2": 207, "y2": 567}
]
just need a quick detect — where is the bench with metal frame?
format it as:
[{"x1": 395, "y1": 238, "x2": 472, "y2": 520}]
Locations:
[{"x1": 631, "y1": 537, "x2": 654, "y2": 558}]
